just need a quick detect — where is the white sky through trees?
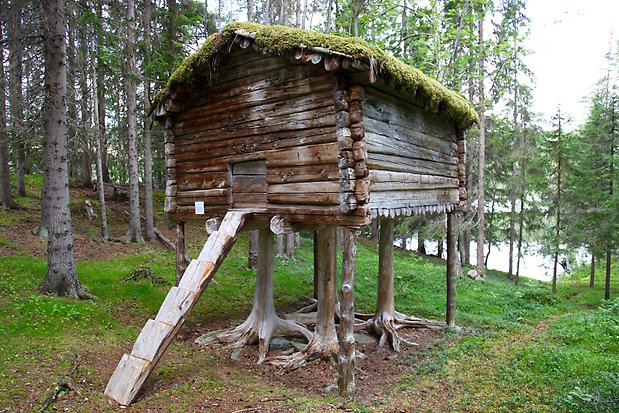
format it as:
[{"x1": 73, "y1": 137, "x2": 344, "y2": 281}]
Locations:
[{"x1": 525, "y1": 0, "x2": 619, "y2": 129}]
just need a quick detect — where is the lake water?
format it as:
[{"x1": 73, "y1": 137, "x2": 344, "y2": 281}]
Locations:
[{"x1": 399, "y1": 237, "x2": 590, "y2": 282}]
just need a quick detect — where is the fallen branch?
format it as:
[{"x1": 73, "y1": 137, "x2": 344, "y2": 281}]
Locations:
[
  {"x1": 124, "y1": 267, "x2": 155, "y2": 284},
  {"x1": 40, "y1": 353, "x2": 79, "y2": 412},
  {"x1": 153, "y1": 227, "x2": 191, "y2": 264}
]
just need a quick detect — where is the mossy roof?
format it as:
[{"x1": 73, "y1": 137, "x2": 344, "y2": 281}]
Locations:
[{"x1": 156, "y1": 22, "x2": 478, "y2": 129}]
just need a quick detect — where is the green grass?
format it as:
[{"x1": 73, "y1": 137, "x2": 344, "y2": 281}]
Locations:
[{"x1": 0, "y1": 179, "x2": 617, "y2": 411}]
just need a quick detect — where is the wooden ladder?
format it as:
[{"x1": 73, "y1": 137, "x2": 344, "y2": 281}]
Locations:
[{"x1": 105, "y1": 210, "x2": 250, "y2": 406}]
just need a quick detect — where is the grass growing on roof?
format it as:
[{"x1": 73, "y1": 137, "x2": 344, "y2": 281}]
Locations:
[{"x1": 156, "y1": 22, "x2": 478, "y2": 129}]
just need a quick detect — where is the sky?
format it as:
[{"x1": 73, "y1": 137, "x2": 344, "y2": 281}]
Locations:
[{"x1": 525, "y1": 0, "x2": 619, "y2": 129}]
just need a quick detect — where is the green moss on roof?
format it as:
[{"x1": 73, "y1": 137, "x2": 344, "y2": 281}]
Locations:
[{"x1": 156, "y1": 22, "x2": 478, "y2": 129}]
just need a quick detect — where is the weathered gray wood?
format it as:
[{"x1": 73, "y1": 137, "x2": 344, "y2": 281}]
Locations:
[
  {"x1": 131, "y1": 319, "x2": 175, "y2": 361},
  {"x1": 364, "y1": 86, "x2": 456, "y2": 140},
  {"x1": 205, "y1": 217, "x2": 222, "y2": 235},
  {"x1": 367, "y1": 152, "x2": 458, "y2": 178},
  {"x1": 366, "y1": 188, "x2": 459, "y2": 210},
  {"x1": 369, "y1": 171, "x2": 459, "y2": 191},
  {"x1": 105, "y1": 210, "x2": 249, "y2": 406},
  {"x1": 155, "y1": 286, "x2": 195, "y2": 326},
  {"x1": 175, "y1": 188, "x2": 228, "y2": 199},
  {"x1": 364, "y1": 129, "x2": 458, "y2": 165},
  {"x1": 104, "y1": 354, "x2": 150, "y2": 406},
  {"x1": 338, "y1": 228, "x2": 356, "y2": 396}
]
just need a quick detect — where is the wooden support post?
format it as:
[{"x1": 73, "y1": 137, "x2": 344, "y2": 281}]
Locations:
[
  {"x1": 378, "y1": 218, "x2": 395, "y2": 315},
  {"x1": 313, "y1": 230, "x2": 319, "y2": 299},
  {"x1": 175, "y1": 221, "x2": 185, "y2": 286},
  {"x1": 446, "y1": 213, "x2": 457, "y2": 328},
  {"x1": 338, "y1": 227, "x2": 356, "y2": 396}
]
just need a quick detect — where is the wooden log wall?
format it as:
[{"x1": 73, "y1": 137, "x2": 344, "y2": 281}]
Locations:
[
  {"x1": 363, "y1": 86, "x2": 462, "y2": 218},
  {"x1": 333, "y1": 76, "x2": 370, "y2": 214},
  {"x1": 161, "y1": 49, "x2": 370, "y2": 227}
]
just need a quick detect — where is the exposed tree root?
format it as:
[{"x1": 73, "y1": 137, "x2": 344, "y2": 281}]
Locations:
[
  {"x1": 270, "y1": 227, "x2": 340, "y2": 371},
  {"x1": 267, "y1": 327, "x2": 339, "y2": 371},
  {"x1": 358, "y1": 310, "x2": 446, "y2": 352},
  {"x1": 196, "y1": 313, "x2": 312, "y2": 363},
  {"x1": 196, "y1": 229, "x2": 312, "y2": 363}
]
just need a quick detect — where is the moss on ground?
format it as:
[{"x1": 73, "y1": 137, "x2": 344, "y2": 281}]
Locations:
[{"x1": 155, "y1": 22, "x2": 478, "y2": 129}]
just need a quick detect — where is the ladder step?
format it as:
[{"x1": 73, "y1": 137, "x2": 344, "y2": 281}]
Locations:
[
  {"x1": 156, "y1": 286, "x2": 195, "y2": 326},
  {"x1": 131, "y1": 319, "x2": 174, "y2": 362}
]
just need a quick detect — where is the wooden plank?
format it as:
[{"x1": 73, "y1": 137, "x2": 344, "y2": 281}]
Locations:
[
  {"x1": 232, "y1": 175, "x2": 266, "y2": 193},
  {"x1": 174, "y1": 115, "x2": 336, "y2": 158},
  {"x1": 370, "y1": 170, "x2": 458, "y2": 186},
  {"x1": 364, "y1": 117, "x2": 455, "y2": 157},
  {"x1": 104, "y1": 354, "x2": 150, "y2": 406},
  {"x1": 174, "y1": 128, "x2": 336, "y2": 162},
  {"x1": 232, "y1": 160, "x2": 266, "y2": 175},
  {"x1": 156, "y1": 286, "x2": 195, "y2": 326},
  {"x1": 131, "y1": 319, "x2": 175, "y2": 361},
  {"x1": 364, "y1": 129, "x2": 458, "y2": 165},
  {"x1": 364, "y1": 85, "x2": 456, "y2": 140},
  {"x1": 367, "y1": 152, "x2": 458, "y2": 178},
  {"x1": 175, "y1": 91, "x2": 335, "y2": 136},
  {"x1": 233, "y1": 192, "x2": 268, "y2": 205},
  {"x1": 177, "y1": 260, "x2": 208, "y2": 293},
  {"x1": 268, "y1": 181, "x2": 341, "y2": 194},
  {"x1": 267, "y1": 192, "x2": 340, "y2": 205},
  {"x1": 176, "y1": 196, "x2": 229, "y2": 207},
  {"x1": 175, "y1": 188, "x2": 228, "y2": 199},
  {"x1": 175, "y1": 71, "x2": 334, "y2": 128},
  {"x1": 177, "y1": 172, "x2": 228, "y2": 191},
  {"x1": 267, "y1": 164, "x2": 340, "y2": 184},
  {"x1": 266, "y1": 142, "x2": 339, "y2": 167}
]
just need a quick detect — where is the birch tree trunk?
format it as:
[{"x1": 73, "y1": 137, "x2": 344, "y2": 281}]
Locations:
[
  {"x1": 125, "y1": 0, "x2": 143, "y2": 243},
  {"x1": 39, "y1": 0, "x2": 91, "y2": 299}
]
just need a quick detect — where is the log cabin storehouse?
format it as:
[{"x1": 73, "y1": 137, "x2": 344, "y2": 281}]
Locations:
[{"x1": 105, "y1": 22, "x2": 478, "y2": 406}]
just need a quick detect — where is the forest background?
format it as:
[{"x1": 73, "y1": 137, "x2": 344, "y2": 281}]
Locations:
[
  {"x1": 0, "y1": 1, "x2": 618, "y2": 412},
  {"x1": 1, "y1": 0, "x2": 615, "y2": 294}
]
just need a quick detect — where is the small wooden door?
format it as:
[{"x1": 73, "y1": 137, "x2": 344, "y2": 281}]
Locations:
[{"x1": 230, "y1": 160, "x2": 267, "y2": 207}]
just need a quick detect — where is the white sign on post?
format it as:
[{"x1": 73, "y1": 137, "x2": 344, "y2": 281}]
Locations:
[{"x1": 194, "y1": 201, "x2": 205, "y2": 215}]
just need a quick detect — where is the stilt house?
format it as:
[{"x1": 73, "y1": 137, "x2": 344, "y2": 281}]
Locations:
[
  {"x1": 105, "y1": 22, "x2": 477, "y2": 406},
  {"x1": 154, "y1": 22, "x2": 476, "y2": 227}
]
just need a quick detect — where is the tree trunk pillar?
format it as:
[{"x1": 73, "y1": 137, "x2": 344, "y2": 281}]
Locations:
[
  {"x1": 175, "y1": 221, "x2": 185, "y2": 286},
  {"x1": 378, "y1": 218, "x2": 395, "y2": 314},
  {"x1": 446, "y1": 212, "x2": 457, "y2": 328},
  {"x1": 338, "y1": 227, "x2": 356, "y2": 396}
]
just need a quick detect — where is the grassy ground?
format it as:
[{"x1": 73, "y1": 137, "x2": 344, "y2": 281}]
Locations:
[{"x1": 0, "y1": 176, "x2": 617, "y2": 412}]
